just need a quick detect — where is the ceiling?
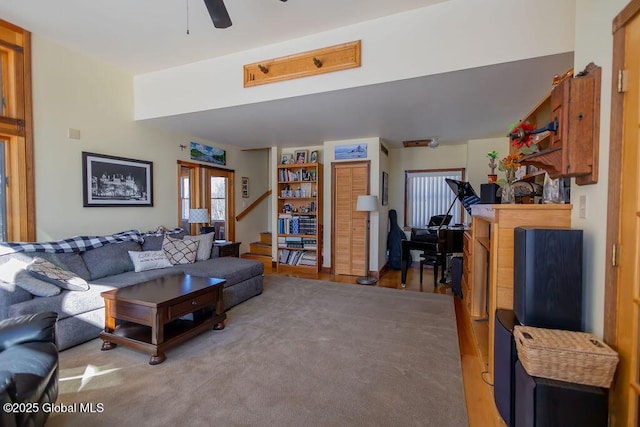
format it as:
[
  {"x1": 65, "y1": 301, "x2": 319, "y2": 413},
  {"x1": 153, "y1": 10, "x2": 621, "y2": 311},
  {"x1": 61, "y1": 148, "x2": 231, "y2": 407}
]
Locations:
[{"x1": 0, "y1": 0, "x2": 574, "y2": 149}]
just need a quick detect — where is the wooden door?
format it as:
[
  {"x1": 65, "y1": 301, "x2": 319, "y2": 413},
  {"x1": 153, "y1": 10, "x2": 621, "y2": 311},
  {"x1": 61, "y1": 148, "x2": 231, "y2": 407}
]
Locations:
[
  {"x1": 607, "y1": 5, "x2": 640, "y2": 426},
  {"x1": 332, "y1": 161, "x2": 369, "y2": 276}
]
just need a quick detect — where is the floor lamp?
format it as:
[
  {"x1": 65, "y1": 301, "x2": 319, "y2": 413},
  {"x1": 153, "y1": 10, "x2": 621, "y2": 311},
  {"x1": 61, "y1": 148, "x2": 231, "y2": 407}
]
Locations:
[{"x1": 356, "y1": 195, "x2": 379, "y2": 285}]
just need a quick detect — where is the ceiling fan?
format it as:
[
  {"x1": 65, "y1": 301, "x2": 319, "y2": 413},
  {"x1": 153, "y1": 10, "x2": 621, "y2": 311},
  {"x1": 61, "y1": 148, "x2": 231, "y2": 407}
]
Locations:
[{"x1": 203, "y1": 0, "x2": 288, "y2": 29}]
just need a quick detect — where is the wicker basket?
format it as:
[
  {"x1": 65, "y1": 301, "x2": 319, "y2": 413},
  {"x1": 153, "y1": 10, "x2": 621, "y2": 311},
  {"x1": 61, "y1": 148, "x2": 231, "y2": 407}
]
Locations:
[{"x1": 513, "y1": 325, "x2": 619, "y2": 388}]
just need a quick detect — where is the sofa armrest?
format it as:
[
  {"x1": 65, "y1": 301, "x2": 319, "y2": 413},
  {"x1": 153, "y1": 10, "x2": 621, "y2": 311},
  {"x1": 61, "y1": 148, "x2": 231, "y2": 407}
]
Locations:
[{"x1": 0, "y1": 312, "x2": 58, "y2": 351}]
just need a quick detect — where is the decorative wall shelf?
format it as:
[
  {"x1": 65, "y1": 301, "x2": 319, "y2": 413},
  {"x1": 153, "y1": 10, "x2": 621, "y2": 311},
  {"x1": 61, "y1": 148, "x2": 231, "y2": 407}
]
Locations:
[
  {"x1": 243, "y1": 41, "x2": 361, "y2": 88},
  {"x1": 516, "y1": 63, "x2": 601, "y2": 185}
]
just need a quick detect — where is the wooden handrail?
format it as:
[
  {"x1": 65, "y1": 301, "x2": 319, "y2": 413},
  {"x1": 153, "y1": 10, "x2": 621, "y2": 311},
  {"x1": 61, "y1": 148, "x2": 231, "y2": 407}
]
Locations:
[{"x1": 236, "y1": 189, "x2": 272, "y2": 221}]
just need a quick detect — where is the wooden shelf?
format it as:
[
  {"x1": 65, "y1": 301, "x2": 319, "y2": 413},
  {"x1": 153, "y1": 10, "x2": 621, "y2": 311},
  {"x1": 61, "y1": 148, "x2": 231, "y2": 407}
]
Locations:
[{"x1": 516, "y1": 63, "x2": 601, "y2": 186}]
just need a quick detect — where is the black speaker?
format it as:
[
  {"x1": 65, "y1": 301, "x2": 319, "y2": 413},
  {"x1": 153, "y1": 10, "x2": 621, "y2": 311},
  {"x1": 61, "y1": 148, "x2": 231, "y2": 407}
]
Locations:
[
  {"x1": 480, "y1": 183, "x2": 501, "y2": 204},
  {"x1": 450, "y1": 256, "x2": 463, "y2": 298},
  {"x1": 514, "y1": 361, "x2": 608, "y2": 427},
  {"x1": 494, "y1": 309, "x2": 519, "y2": 427},
  {"x1": 513, "y1": 227, "x2": 583, "y2": 331}
]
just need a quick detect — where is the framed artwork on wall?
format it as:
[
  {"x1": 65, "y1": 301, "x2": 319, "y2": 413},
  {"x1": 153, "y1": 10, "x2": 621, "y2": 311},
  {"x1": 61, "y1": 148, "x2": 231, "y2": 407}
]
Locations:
[
  {"x1": 242, "y1": 177, "x2": 249, "y2": 198},
  {"x1": 82, "y1": 152, "x2": 153, "y2": 207},
  {"x1": 190, "y1": 141, "x2": 226, "y2": 166},
  {"x1": 335, "y1": 143, "x2": 367, "y2": 160},
  {"x1": 382, "y1": 171, "x2": 389, "y2": 206}
]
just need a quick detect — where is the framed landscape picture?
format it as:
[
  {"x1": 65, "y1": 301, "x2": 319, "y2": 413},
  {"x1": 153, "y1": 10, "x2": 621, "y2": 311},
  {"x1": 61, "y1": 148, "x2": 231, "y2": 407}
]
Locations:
[
  {"x1": 190, "y1": 141, "x2": 226, "y2": 166},
  {"x1": 82, "y1": 152, "x2": 153, "y2": 207}
]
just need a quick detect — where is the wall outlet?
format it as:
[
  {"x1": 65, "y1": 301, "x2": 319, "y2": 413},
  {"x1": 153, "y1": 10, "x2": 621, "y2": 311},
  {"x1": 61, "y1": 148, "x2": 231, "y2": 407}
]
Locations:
[{"x1": 579, "y1": 195, "x2": 587, "y2": 219}]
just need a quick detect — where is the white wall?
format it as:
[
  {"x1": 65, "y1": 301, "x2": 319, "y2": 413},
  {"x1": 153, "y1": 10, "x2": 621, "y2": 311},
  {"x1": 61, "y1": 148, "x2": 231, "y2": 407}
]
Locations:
[
  {"x1": 31, "y1": 35, "x2": 269, "y2": 246},
  {"x1": 571, "y1": 0, "x2": 629, "y2": 337},
  {"x1": 135, "y1": 0, "x2": 576, "y2": 121},
  {"x1": 388, "y1": 143, "x2": 468, "y2": 229}
]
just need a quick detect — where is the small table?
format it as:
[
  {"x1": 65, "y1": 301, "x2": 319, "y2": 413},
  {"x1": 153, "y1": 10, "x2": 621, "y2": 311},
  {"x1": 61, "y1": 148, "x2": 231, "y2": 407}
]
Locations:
[
  {"x1": 100, "y1": 273, "x2": 226, "y2": 365},
  {"x1": 215, "y1": 241, "x2": 241, "y2": 257}
]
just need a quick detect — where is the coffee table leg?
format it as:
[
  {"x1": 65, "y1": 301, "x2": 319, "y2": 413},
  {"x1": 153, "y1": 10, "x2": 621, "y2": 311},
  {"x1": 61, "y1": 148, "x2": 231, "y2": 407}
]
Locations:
[
  {"x1": 149, "y1": 352, "x2": 166, "y2": 365},
  {"x1": 213, "y1": 321, "x2": 225, "y2": 330},
  {"x1": 101, "y1": 299, "x2": 118, "y2": 351}
]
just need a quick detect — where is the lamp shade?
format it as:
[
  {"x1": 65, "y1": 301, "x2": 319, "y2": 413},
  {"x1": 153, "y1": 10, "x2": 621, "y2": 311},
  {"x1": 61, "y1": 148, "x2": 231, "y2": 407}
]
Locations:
[
  {"x1": 188, "y1": 208, "x2": 209, "y2": 224},
  {"x1": 356, "y1": 195, "x2": 378, "y2": 212}
]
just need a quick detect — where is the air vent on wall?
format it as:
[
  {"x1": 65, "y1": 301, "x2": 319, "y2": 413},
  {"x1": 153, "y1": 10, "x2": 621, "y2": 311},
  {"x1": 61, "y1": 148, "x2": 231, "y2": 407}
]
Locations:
[{"x1": 403, "y1": 138, "x2": 439, "y2": 148}]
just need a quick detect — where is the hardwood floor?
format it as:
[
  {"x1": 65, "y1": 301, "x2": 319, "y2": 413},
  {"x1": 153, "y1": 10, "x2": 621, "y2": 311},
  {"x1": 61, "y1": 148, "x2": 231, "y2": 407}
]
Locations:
[{"x1": 268, "y1": 265, "x2": 505, "y2": 427}]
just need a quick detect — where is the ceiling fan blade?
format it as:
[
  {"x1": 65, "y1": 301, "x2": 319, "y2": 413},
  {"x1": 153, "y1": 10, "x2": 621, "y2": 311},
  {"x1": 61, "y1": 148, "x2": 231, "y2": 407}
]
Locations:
[{"x1": 203, "y1": 0, "x2": 232, "y2": 29}]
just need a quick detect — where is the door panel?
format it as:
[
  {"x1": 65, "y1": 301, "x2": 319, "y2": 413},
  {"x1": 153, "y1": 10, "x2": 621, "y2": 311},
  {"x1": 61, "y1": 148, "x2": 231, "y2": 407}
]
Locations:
[
  {"x1": 613, "y1": 9, "x2": 640, "y2": 426},
  {"x1": 333, "y1": 162, "x2": 369, "y2": 276}
]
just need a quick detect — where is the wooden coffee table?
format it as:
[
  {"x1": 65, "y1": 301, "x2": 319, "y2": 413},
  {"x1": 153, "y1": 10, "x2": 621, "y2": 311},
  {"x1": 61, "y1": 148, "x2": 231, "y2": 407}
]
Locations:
[{"x1": 99, "y1": 273, "x2": 226, "y2": 365}]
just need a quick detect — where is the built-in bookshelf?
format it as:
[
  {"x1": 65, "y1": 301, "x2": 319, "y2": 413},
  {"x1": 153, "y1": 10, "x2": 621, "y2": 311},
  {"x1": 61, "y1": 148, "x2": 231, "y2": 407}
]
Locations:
[{"x1": 276, "y1": 162, "x2": 323, "y2": 277}]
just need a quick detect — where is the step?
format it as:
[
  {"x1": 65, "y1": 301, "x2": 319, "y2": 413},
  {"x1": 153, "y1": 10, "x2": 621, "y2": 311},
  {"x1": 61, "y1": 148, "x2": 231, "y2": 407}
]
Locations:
[
  {"x1": 259, "y1": 232, "x2": 272, "y2": 245},
  {"x1": 250, "y1": 242, "x2": 272, "y2": 255},
  {"x1": 241, "y1": 252, "x2": 273, "y2": 273}
]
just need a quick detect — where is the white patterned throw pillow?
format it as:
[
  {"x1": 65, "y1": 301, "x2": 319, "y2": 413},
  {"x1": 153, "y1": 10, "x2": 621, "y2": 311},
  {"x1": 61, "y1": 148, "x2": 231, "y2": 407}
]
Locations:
[
  {"x1": 128, "y1": 250, "x2": 173, "y2": 272},
  {"x1": 162, "y1": 236, "x2": 198, "y2": 265},
  {"x1": 27, "y1": 257, "x2": 90, "y2": 291}
]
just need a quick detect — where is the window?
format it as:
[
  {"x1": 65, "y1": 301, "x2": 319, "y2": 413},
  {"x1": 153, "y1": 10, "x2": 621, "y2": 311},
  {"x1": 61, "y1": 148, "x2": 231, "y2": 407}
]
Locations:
[
  {"x1": 177, "y1": 161, "x2": 235, "y2": 240},
  {"x1": 404, "y1": 169, "x2": 464, "y2": 228},
  {"x1": 0, "y1": 21, "x2": 35, "y2": 241}
]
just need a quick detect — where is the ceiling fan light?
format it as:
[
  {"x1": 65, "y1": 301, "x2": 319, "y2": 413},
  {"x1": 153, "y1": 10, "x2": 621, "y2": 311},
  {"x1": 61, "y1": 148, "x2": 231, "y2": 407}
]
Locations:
[{"x1": 428, "y1": 138, "x2": 440, "y2": 148}]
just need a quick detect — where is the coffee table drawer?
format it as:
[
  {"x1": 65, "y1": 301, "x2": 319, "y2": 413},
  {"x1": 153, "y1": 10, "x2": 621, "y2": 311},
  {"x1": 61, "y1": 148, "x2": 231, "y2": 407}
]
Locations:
[{"x1": 167, "y1": 292, "x2": 213, "y2": 321}]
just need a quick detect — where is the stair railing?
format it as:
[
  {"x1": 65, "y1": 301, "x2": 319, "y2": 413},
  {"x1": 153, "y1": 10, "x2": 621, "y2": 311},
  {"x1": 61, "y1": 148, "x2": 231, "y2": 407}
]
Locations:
[{"x1": 236, "y1": 189, "x2": 272, "y2": 222}]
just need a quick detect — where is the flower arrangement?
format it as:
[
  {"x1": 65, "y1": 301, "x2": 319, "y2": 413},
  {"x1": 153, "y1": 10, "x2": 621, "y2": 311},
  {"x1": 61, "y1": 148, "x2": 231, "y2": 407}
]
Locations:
[
  {"x1": 486, "y1": 151, "x2": 499, "y2": 175},
  {"x1": 498, "y1": 152, "x2": 523, "y2": 185},
  {"x1": 507, "y1": 121, "x2": 539, "y2": 155}
]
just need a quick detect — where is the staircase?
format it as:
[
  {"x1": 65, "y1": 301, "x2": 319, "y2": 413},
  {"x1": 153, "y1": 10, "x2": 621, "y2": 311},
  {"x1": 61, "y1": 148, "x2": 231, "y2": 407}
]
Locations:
[{"x1": 240, "y1": 232, "x2": 273, "y2": 273}]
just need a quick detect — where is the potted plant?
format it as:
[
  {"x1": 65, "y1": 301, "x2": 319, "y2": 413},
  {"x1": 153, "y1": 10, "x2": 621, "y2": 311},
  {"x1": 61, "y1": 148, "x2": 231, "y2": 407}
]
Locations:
[
  {"x1": 497, "y1": 153, "x2": 523, "y2": 203},
  {"x1": 487, "y1": 151, "x2": 499, "y2": 183}
]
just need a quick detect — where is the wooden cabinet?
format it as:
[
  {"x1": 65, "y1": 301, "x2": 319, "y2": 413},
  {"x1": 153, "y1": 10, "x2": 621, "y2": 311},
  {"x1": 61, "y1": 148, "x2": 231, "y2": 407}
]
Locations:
[
  {"x1": 276, "y1": 163, "x2": 323, "y2": 277},
  {"x1": 514, "y1": 63, "x2": 601, "y2": 186},
  {"x1": 469, "y1": 204, "x2": 572, "y2": 383}
]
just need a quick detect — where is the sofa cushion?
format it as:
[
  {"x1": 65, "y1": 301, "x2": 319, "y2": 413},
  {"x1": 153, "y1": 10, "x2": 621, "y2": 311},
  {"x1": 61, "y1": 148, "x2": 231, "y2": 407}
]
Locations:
[
  {"x1": 184, "y1": 233, "x2": 215, "y2": 261},
  {"x1": 81, "y1": 241, "x2": 141, "y2": 280},
  {"x1": 141, "y1": 235, "x2": 163, "y2": 251},
  {"x1": 7, "y1": 282, "x2": 124, "y2": 321},
  {"x1": 27, "y1": 258, "x2": 89, "y2": 292},
  {"x1": 178, "y1": 257, "x2": 264, "y2": 287},
  {"x1": 163, "y1": 236, "x2": 198, "y2": 265},
  {"x1": 0, "y1": 257, "x2": 60, "y2": 297}
]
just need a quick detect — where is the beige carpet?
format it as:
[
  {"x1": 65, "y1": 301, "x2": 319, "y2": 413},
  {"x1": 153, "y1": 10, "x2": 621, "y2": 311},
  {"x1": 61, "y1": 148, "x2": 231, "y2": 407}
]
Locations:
[{"x1": 48, "y1": 276, "x2": 468, "y2": 427}]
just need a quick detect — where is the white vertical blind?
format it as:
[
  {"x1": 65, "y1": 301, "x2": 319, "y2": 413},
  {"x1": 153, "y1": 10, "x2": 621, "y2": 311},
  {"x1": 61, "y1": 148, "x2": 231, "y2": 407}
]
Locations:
[{"x1": 406, "y1": 170, "x2": 463, "y2": 227}]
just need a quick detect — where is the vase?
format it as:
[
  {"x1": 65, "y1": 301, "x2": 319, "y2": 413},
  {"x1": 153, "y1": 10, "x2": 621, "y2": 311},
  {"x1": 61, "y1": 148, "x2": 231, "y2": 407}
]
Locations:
[{"x1": 501, "y1": 182, "x2": 515, "y2": 204}]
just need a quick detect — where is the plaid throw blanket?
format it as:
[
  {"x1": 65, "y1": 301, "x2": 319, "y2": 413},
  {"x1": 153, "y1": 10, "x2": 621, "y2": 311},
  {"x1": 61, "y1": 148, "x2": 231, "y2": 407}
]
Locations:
[{"x1": 0, "y1": 230, "x2": 144, "y2": 255}]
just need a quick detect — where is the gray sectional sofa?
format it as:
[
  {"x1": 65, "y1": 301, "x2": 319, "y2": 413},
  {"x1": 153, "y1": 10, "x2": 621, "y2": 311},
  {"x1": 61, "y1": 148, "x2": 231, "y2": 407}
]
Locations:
[{"x1": 0, "y1": 232, "x2": 264, "y2": 350}]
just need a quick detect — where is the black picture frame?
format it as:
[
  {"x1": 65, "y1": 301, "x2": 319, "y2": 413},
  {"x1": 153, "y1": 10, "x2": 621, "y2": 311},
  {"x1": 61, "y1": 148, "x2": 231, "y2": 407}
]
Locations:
[
  {"x1": 382, "y1": 171, "x2": 389, "y2": 206},
  {"x1": 82, "y1": 152, "x2": 153, "y2": 207}
]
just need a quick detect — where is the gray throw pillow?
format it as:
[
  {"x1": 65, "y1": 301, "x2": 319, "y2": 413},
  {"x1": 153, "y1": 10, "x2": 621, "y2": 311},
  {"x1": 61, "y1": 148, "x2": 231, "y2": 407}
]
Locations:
[
  {"x1": 184, "y1": 233, "x2": 215, "y2": 261},
  {"x1": 81, "y1": 241, "x2": 141, "y2": 280},
  {"x1": 0, "y1": 257, "x2": 61, "y2": 297},
  {"x1": 27, "y1": 257, "x2": 90, "y2": 291}
]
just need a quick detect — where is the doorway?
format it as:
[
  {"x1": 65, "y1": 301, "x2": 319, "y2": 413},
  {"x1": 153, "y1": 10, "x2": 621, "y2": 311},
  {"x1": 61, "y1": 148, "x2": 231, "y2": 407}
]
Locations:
[{"x1": 331, "y1": 161, "x2": 370, "y2": 276}]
